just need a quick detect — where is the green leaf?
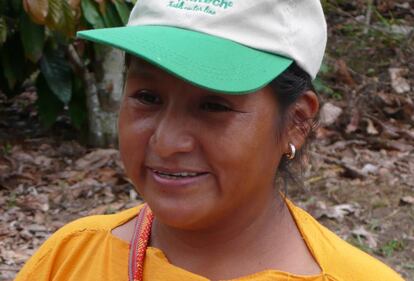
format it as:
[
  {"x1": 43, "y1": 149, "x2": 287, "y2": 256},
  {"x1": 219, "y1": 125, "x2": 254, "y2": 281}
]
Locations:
[
  {"x1": 0, "y1": 0, "x2": 8, "y2": 15},
  {"x1": 113, "y1": 0, "x2": 130, "y2": 25},
  {"x1": 10, "y1": 0, "x2": 22, "y2": 14},
  {"x1": 1, "y1": 0, "x2": 22, "y2": 17},
  {"x1": 0, "y1": 51, "x2": 16, "y2": 90},
  {"x1": 20, "y1": 12, "x2": 45, "y2": 62},
  {"x1": 47, "y1": 0, "x2": 61, "y2": 28},
  {"x1": 36, "y1": 73, "x2": 64, "y2": 127},
  {"x1": 101, "y1": 2, "x2": 123, "y2": 28},
  {"x1": 45, "y1": 0, "x2": 75, "y2": 37},
  {"x1": 0, "y1": 17, "x2": 6, "y2": 45},
  {"x1": 61, "y1": 0, "x2": 76, "y2": 36},
  {"x1": 0, "y1": 64, "x2": 8, "y2": 93},
  {"x1": 0, "y1": 0, "x2": 5, "y2": 14},
  {"x1": 0, "y1": 35, "x2": 25, "y2": 90},
  {"x1": 68, "y1": 76, "x2": 87, "y2": 129},
  {"x1": 40, "y1": 48, "x2": 72, "y2": 104},
  {"x1": 81, "y1": 0, "x2": 105, "y2": 29}
]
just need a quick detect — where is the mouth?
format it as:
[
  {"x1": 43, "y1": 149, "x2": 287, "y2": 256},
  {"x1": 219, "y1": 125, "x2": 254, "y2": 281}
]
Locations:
[
  {"x1": 147, "y1": 167, "x2": 210, "y2": 188},
  {"x1": 150, "y1": 169, "x2": 208, "y2": 180}
]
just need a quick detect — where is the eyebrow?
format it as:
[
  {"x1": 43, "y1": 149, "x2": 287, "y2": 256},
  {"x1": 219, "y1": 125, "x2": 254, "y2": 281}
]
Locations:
[{"x1": 127, "y1": 64, "x2": 159, "y2": 80}]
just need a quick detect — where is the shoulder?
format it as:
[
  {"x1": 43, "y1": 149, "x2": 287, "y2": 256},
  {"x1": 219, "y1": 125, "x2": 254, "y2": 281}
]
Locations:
[
  {"x1": 287, "y1": 199, "x2": 405, "y2": 281},
  {"x1": 14, "y1": 204, "x2": 143, "y2": 281},
  {"x1": 51, "y1": 204, "x2": 143, "y2": 238}
]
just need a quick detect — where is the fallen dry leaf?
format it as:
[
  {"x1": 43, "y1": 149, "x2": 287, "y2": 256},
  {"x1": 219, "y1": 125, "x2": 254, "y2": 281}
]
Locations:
[
  {"x1": 320, "y1": 103, "x2": 343, "y2": 126},
  {"x1": 34, "y1": 155, "x2": 53, "y2": 170},
  {"x1": 87, "y1": 205, "x2": 108, "y2": 215},
  {"x1": 96, "y1": 167, "x2": 118, "y2": 184},
  {"x1": 75, "y1": 149, "x2": 119, "y2": 171},
  {"x1": 352, "y1": 226, "x2": 378, "y2": 248},
  {"x1": 361, "y1": 163, "x2": 378, "y2": 175},
  {"x1": 386, "y1": 140, "x2": 413, "y2": 152},
  {"x1": 346, "y1": 109, "x2": 360, "y2": 134},
  {"x1": 365, "y1": 118, "x2": 379, "y2": 135},
  {"x1": 389, "y1": 68, "x2": 411, "y2": 94},
  {"x1": 68, "y1": 178, "x2": 100, "y2": 199},
  {"x1": 400, "y1": 196, "x2": 414, "y2": 205},
  {"x1": 336, "y1": 59, "x2": 356, "y2": 87},
  {"x1": 315, "y1": 201, "x2": 358, "y2": 221},
  {"x1": 16, "y1": 194, "x2": 49, "y2": 212},
  {"x1": 315, "y1": 127, "x2": 338, "y2": 139},
  {"x1": 376, "y1": 92, "x2": 414, "y2": 121}
]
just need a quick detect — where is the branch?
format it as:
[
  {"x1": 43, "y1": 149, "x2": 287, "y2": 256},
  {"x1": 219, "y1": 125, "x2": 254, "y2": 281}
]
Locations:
[
  {"x1": 67, "y1": 43, "x2": 85, "y2": 75},
  {"x1": 364, "y1": 0, "x2": 374, "y2": 34}
]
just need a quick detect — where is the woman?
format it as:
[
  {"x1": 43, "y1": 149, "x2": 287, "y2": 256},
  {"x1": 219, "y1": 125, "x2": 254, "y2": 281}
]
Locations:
[{"x1": 15, "y1": 0, "x2": 404, "y2": 280}]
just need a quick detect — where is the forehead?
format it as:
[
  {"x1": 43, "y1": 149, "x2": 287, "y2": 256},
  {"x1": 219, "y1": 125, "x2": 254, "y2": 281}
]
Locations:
[
  {"x1": 125, "y1": 55, "x2": 277, "y2": 106},
  {"x1": 126, "y1": 56, "x2": 208, "y2": 97},
  {"x1": 126, "y1": 55, "x2": 196, "y2": 89},
  {"x1": 127, "y1": 56, "x2": 163, "y2": 75}
]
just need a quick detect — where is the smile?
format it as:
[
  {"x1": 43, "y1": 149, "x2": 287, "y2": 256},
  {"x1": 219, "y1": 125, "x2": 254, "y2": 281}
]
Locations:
[
  {"x1": 152, "y1": 169, "x2": 206, "y2": 179},
  {"x1": 148, "y1": 167, "x2": 209, "y2": 187}
]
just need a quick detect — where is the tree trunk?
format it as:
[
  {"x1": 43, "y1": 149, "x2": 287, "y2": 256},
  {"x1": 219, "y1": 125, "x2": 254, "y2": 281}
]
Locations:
[
  {"x1": 86, "y1": 47, "x2": 124, "y2": 147},
  {"x1": 68, "y1": 44, "x2": 124, "y2": 147}
]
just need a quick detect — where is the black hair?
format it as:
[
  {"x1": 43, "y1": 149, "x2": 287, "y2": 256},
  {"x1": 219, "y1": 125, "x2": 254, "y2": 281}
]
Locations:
[{"x1": 269, "y1": 62, "x2": 317, "y2": 195}]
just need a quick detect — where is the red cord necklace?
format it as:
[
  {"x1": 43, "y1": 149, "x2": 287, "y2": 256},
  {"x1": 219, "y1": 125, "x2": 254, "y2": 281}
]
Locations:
[{"x1": 128, "y1": 204, "x2": 154, "y2": 281}]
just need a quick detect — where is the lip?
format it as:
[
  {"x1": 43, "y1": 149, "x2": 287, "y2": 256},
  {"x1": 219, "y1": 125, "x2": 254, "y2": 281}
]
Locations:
[
  {"x1": 147, "y1": 167, "x2": 210, "y2": 188},
  {"x1": 148, "y1": 165, "x2": 208, "y2": 174}
]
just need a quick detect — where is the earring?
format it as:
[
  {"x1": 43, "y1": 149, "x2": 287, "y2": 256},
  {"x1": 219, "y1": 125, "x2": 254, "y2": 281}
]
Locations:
[{"x1": 285, "y1": 143, "x2": 296, "y2": 160}]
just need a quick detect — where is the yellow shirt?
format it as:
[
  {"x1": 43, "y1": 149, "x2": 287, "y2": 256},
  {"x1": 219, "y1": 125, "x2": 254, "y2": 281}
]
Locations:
[{"x1": 14, "y1": 200, "x2": 404, "y2": 281}]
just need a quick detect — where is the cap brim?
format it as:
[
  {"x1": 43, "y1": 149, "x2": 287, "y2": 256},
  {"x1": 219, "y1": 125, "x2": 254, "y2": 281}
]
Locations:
[{"x1": 77, "y1": 25, "x2": 292, "y2": 94}]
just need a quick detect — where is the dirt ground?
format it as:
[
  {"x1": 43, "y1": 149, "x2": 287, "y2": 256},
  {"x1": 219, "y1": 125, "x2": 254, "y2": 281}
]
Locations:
[{"x1": 1, "y1": 1, "x2": 413, "y2": 280}]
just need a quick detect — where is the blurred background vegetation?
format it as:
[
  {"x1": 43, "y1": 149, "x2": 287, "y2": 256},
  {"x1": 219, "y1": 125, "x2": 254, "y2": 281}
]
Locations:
[
  {"x1": 0, "y1": 0, "x2": 412, "y2": 147},
  {"x1": 0, "y1": 0, "x2": 135, "y2": 146}
]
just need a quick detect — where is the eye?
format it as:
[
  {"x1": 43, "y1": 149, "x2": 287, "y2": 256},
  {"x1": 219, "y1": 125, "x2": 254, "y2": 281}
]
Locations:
[
  {"x1": 132, "y1": 90, "x2": 162, "y2": 105},
  {"x1": 200, "y1": 102, "x2": 232, "y2": 112}
]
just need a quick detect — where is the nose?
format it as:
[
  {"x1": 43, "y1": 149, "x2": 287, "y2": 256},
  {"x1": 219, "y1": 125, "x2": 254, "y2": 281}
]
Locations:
[{"x1": 149, "y1": 110, "x2": 196, "y2": 158}]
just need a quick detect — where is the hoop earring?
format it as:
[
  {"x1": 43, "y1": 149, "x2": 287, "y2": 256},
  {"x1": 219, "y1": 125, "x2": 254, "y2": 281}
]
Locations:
[{"x1": 285, "y1": 143, "x2": 296, "y2": 160}]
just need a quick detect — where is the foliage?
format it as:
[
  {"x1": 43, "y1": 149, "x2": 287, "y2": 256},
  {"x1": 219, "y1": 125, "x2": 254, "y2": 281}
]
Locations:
[
  {"x1": 0, "y1": 0, "x2": 134, "y2": 129},
  {"x1": 378, "y1": 239, "x2": 405, "y2": 258},
  {"x1": 1, "y1": 142, "x2": 12, "y2": 156},
  {"x1": 313, "y1": 62, "x2": 341, "y2": 100}
]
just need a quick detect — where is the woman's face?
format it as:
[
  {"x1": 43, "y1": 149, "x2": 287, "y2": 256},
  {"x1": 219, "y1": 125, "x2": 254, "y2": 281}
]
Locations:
[{"x1": 119, "y1": 58, "x2": 285, "y2": 230}]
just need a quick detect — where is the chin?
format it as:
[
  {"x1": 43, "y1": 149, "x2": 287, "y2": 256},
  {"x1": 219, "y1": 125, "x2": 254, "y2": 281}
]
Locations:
[
  {"x1": 144, "y1": 194, "x2": 217, "y2": 230},
  {"x1": 137, "y1": 175, "x2": 221, "y2": 229}
]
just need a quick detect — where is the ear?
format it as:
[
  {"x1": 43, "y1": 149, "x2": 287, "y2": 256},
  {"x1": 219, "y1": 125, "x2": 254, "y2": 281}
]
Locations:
[{"x1": 284, "y1": 90, "x2": 319, "y2": 153}]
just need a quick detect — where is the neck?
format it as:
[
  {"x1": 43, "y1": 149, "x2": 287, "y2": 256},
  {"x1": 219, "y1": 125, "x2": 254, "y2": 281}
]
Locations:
[{"x1": 150, "y1": 194, "x2": 290, "y2": 274}]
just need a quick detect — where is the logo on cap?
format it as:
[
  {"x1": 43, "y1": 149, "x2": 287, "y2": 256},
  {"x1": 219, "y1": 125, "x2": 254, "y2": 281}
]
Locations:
[{"x1": 168, "y1": 0, "x2": 234, "y2": 15}]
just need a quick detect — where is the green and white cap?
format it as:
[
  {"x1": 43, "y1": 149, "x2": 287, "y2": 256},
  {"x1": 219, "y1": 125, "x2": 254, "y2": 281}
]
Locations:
[{"x1": 77, "y1": 0, "x2": 327, "y2": 94}]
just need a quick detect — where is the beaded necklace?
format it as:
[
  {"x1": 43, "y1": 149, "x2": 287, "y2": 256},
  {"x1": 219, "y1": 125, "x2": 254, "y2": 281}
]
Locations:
[{"x1": 128, "y1": 204, "x2": 154, "y2": 281}]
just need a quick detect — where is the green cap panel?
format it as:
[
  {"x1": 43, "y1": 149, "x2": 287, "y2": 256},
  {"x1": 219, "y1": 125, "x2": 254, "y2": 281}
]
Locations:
[{"x1": 77, "y1": 25, "x2": 292, "y2": 94}]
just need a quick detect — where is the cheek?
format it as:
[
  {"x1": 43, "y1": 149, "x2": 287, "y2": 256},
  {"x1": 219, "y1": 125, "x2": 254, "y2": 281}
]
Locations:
[
  {"x1": 211, "y1": 115, "x2": 280, "y2": 193},
  {"x1": 118, "y1": 106, "x2": 153, "y2": 185}
]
